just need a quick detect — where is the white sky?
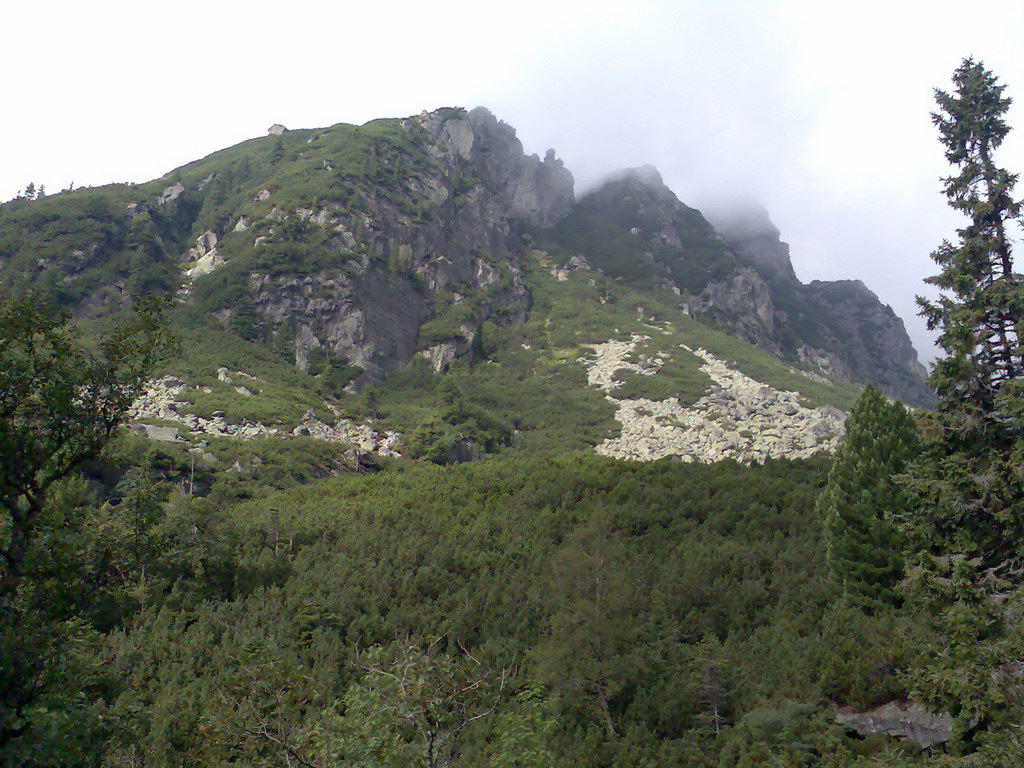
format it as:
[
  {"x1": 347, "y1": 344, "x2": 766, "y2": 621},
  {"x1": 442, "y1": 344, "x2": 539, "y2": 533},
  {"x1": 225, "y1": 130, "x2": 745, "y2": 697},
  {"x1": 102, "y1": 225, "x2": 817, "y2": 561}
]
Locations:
[{"x1": 4, "y1": 0, "x2": 1024, "y2": 362}]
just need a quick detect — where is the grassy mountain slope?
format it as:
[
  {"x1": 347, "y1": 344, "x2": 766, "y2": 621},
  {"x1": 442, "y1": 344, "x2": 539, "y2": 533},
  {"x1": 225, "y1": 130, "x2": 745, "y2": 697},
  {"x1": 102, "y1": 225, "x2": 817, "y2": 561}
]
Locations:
[
  {"x1": 0, "y1": 110, "x2": 864, "y2": 467},
  {"x1": 369, "y1": 250, "x2": 861, "y2": 461},
  {"x1": 0, "y1": 115, "x2": 438, "y2": 312}
]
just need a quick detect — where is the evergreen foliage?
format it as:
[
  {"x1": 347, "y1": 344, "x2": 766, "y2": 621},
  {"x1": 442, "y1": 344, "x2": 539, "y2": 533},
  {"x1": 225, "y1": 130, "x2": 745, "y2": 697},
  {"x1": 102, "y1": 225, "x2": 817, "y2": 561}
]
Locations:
[
  {"x1": 4, "y1": 433, "x2": 938, "y2": 766},
  {"x1": 921, "y1": 58, "x2": 1024, "y2": 412},
  {"x1": 901, "y1": 57, "x2": 1024, "y2": 573},
  {"x1": 816, "y1": 384, "x2": 919, "y2": 612},
  {"x1": 94, "y1": 455, "x2": 870, "y2": 767},
  {"x1": 0, "y1": 294, "x2": 174, "y2": 758},
  {"x1": 897, "y1": 58, "x2": 1024, "y2": 750}
]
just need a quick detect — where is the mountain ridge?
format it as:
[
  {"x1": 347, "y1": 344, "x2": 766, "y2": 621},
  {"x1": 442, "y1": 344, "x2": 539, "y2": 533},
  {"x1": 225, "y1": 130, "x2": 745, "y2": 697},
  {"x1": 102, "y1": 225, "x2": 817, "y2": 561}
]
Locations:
[
  {"x1": 0, "y1": 106, "x2": 932, "y2": 466},
  {"x1": 556, "y1": 169, "x2": 932, "y2": 407}
]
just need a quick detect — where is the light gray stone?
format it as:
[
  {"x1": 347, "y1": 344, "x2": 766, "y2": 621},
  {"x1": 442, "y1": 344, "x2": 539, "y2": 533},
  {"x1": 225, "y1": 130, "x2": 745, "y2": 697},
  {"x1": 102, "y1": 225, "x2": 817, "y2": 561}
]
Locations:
[
  {"x1": 584, "y1": 335, "x2": 845, "y2": 464},
  {"x1": 142, "y1": 424, "x2": 181, "y2": 443},
  {"x1": 158, "y1": 182, "x2": 184, "y2": 205},
  {"x1": 836, "y1": 702, "x2": 951, "y2": 748}
]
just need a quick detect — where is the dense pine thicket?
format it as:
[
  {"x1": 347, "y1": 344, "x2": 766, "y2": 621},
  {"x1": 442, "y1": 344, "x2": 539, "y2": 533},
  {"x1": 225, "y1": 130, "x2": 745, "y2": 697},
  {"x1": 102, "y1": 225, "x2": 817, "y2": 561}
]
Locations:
[
  {"x1": 3, "y1": 443, "x2": 944, "y2": 767},
  {"x1": 817, "y1": 385, "x2": 919, "y2": 613}
]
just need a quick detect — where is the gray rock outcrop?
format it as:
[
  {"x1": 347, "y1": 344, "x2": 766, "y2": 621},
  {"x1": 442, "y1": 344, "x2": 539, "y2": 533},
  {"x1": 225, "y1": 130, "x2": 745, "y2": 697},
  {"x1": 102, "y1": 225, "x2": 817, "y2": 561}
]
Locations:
[
  {"x1": 707, "y1": 204, "x2": 934, "y2": 408},
  {"x1": 137, "y1": 424, "x2": 182, "y2": 443},
  {"x1": 802, "y1": 279, "x2": 932, "y2": 406},
  {"x1": 232, "y1": 107, "x2": 572, "y2": 388},
  {"x1": 686, "y1": 267, "x2": 780, "y2": 354},
  {"x1": 418, "y1": 107, "x2": 575, "y2": 228},
  {"x1": 157, "y1": 182, "x2": 184, "y2": 205},
  {"x1": 835, "y1": 701, "x2": 951, "y2": 748},
  {"x1": 182, "y1": 230, "x2": 226, "y2": 281}
]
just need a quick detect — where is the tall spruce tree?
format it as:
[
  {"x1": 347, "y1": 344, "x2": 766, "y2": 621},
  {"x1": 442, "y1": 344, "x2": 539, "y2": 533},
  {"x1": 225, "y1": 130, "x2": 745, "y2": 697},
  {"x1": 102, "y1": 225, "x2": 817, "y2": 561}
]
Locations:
[
  {"x1": 897, "y1": 59, "x2": 1024, "y2": 750},
  {"x1": 903, "y1": 58, "x2": 1024, "y2": 569},
  {"x1": 923, "y1": 59, "x2": 1023, "y2": 411},
  {"x1": 817, "y1": 385, "x2": 919, "y2": 613}
]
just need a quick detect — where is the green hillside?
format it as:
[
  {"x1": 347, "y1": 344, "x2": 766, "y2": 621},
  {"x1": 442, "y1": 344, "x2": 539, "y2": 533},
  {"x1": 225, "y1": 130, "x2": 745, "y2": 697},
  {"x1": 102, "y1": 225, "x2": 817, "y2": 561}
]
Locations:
[
  {"x1": 0, "y1": 120, "x2": 862, "y2": 464},
  {"x1": 5, "y1": 100, "x2": 997, "y2": 768}
]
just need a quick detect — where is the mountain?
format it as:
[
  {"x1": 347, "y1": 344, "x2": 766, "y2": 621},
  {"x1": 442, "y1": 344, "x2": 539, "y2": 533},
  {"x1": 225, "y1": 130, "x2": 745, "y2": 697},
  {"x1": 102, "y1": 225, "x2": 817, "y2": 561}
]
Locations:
[
  {"x1": 0, "y1": 108, "x2": 956, "y2": 766},
  {"x1": 0, "y1": 107, "x2": 932, "y2": 466}
]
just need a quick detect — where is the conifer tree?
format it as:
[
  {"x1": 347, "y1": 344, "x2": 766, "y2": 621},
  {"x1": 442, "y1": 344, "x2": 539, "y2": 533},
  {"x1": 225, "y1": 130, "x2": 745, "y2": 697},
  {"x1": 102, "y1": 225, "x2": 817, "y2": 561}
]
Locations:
[
  {"x1": 922, "y1": 59, "x2": 1023, "y2": 414},
  {"x1": 817, "y1": 385, "x2": 919, "y2": 612},
  {"x1": 903, "y1": 58, "x2": 1024, "y2": 569},
  {"x1": 897, "y1": 59, "x2": 1024, "y2": 747}
]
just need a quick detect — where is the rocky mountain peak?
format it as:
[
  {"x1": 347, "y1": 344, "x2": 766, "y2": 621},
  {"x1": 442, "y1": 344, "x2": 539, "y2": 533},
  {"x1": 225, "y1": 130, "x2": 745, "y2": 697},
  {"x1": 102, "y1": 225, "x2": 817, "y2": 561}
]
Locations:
[
  {"x1": 697, "y1": 204, "x2": 934, "y2": 407},
  {"x1": 415, "y1": 106, "x2": 575, "y2": 228},
  {"x1": 589, "y1": 165, "x2": 681, "y2": 208},
  {"x1": 705, "y1": 201, "x2": 779, "y2": 240},
  {"x1": 705, "y1": 202, "x2": 798, "y2": 284},
  {"x1": 606, "y1": 163, "x2": 668, "y2": 188},
  {"x1": 579, "y1": 165, "x2": 723, "y2": 254}
]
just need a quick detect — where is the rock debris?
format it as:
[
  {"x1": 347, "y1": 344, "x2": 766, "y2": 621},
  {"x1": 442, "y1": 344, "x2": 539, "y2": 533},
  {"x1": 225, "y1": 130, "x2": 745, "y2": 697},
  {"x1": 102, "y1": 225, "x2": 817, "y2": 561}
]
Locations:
[
  {"x1": 129, "y1": 374, "x2": 401, "y2": 456},
  {"x1": 584, "y1": 335, "x2": 845, "y2": 464}
]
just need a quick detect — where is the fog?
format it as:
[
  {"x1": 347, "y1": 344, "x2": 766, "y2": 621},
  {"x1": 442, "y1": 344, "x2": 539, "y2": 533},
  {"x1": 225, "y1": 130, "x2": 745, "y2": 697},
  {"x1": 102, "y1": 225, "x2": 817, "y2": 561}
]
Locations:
[{"x1": 5, "y1": 0, "x2": 1024, "y2": 362}]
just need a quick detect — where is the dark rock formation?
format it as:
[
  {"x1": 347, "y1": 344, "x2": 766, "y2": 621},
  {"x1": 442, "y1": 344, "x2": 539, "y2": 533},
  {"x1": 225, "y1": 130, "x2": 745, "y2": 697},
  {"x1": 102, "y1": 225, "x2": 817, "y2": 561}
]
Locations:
[
  {"x1": 802, "y1": 279, "x2": 931, "y2": 406},
  {"x1": 707, "y1": 203, "x2": 797, "y2": 283},
  {"x1": 236, "y1": 108, "x2": 574, "y2": 387},
  {"x1": 543, "y1": 166, "x2": 739, "y2": 295},
  {"x1": 708, "y1": 204, "x2": 934, "y2": 408},
  {"x1": 465, "y1": 107, "x2": 575, "y2": 228}
]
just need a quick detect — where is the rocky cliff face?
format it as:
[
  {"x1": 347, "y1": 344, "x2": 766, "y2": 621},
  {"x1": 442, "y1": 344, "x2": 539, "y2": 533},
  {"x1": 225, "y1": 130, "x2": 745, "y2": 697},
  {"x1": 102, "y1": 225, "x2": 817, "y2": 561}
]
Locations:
[
  {"x1": 707, "y1": 204, "x2": 797, "y2": 284},
  {"x1": 686, "y1": 267, "x2": 782, "y2": 354},
  {"x1": 707, "y1": 205, "x2": 934, "y2": 407},
  {"x1": 207, "y1": 108, "x2": 575, "y2": 386},
  {"x1": 542, "y1": 166, "x2": 739, "y2": 295},
  {"x1": 452, "y1": 107, "x2": 575, "y2": 228},
  {"x1": 801, "y1": 279, "x2": 931, "y2": 404}
]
